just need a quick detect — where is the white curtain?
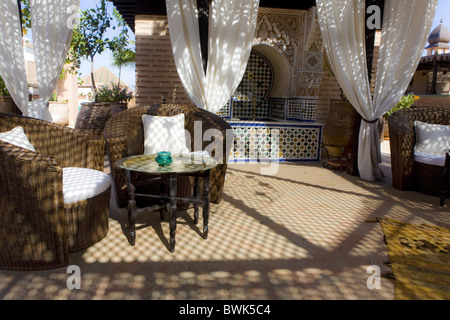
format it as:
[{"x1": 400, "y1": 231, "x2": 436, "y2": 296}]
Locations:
[
  {"x1": 0, "y1": 0, "x2": 78, "y2": 121},
  {"x1": 317, "y1": 0, "x2": 437, "y2": 181},
  {"x1": 29, "y1": 0, "x2": 79, "y2": 120},
  {"x1": 0, "y1": 0, "x2": 30, "y2": 116},
  {"x1": 166, "y1": 0, "x2": 259, "y2": 114}
]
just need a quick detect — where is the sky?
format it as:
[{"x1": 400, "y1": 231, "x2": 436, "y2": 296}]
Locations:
[
  {"x1": 432, "y1": 0, "x2": 450, "y2": 27},
  {"x1": 78, "y1": 0, "x2": 136, "y2": 90},
  {"x1": 77, "y1": 0, "x2": 450, "y2": 92}
]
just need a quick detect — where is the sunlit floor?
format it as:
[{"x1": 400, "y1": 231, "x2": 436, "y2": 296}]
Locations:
[{"x1": 0, "y1": 141, "x2": 448, "y2": 300}]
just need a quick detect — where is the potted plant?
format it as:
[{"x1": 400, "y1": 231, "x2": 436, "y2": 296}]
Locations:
[
  {"x1": 94, "y1": 83, "x2": 133, "y2": 113},
  {"x1": 0, "y1": 75, "x2": 15, "y2": 114},
  {"x1": 382, "y1": 94, "x2": 420, "y2": 140},
  {"x1": 76, "y1": 84, "x2": 133, "y2": 133}
]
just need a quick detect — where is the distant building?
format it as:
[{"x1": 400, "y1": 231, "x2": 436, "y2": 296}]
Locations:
[
  {"x1": 79, "y1": 66, "x2": 131, "y2": 95},
  {"x1": 408, "y1": 20, "x2": 450, "y2": 96},
  {"x1": 23, "y1": 39, "x2": 37, "y2": 91},
  {"x1": 79, "y1": 66, "x2": 135, "y2": 107}
]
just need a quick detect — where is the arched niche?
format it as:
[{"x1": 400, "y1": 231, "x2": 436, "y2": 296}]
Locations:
[{"x1": 252, "y1": 43, "x2": 291, "y2": 98}]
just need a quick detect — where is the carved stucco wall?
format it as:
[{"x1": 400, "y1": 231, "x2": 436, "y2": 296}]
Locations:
[{"x1": 253, "y1": 7, "x2": 324, "y2": 99}]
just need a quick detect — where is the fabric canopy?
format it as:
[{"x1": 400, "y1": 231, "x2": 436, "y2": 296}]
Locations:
[
  {"x1": 166, "y1": 0, "x2": 260, "y2": 114},
  {"x1": 317, "y1": 0, "x2": 437, "y2": 181},
  {"x1": 0, "y1": 0, "x2": 79, "y2": 121}
]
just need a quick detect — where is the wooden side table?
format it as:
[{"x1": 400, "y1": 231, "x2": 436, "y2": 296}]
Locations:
[{"x1": 115, "y1": 154, "x2": 218, "y2": 252}]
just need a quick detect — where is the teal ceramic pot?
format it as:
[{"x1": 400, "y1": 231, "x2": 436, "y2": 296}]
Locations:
[{"x1": 155, "y1": 151, "x2": 172, "y2": 166}]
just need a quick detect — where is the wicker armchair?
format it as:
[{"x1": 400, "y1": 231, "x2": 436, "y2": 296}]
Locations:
[
  {"x1": 0, "y1": 113, "x2": 110, "y2": 270},
  {"x1": 104, "y1": 104, "x2": 232, "y2": 209},
  {"x1": 389, "y1": 106, "x2": 450, "y2": 198}
]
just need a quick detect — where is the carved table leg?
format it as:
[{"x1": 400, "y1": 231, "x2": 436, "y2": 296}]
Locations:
[
  {"x1": 128, "y1": 199, "x2": 137, "y2": 246},
  {"x1": 194, "y1": 176, "x2": 200, "y2": 225},
  {"x1": 202, "y1": 170, "x2": 211, "y2": 240},
  {"x1": 169, "y1": 174, "x2": 178, "y2": 253},
  {"x1": 126, "y1": 170, "x2": 137, "y2": 246},
  {"x1": 160, "y1": 176, "x2": 167, "y2": 220}
]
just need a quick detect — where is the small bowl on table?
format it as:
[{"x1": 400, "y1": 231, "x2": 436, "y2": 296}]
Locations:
[{"x1": 155, "y1": 151, "x2": 173, "y2": 166}]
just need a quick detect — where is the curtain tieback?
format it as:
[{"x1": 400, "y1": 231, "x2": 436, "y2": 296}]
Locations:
[{"x1": 362, "y1": 118, "x2": 378, "y2": 124}]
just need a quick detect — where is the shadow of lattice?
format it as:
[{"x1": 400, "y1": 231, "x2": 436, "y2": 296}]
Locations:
[{"x1": 0, "y1": 148, "x2": 447, "y2": 300}]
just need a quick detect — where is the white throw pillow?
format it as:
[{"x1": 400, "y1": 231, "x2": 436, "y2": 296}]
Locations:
[
  {"x1": 414, "y1": 121, "x2": 450, "y2": 155},
  {"x1": 142, "y1": 113, "x2": 190, "y2": 155},
  {"x1": 0, "y1": 126, "x2": 36, "y2": 152}
]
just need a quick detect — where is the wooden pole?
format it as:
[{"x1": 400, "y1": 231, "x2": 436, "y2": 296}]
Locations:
[
  {"x1": 197, "y1": 0, "x2": 210, "y2": 74},
  {"x1": 365, "y1": 0, "x2": 384, "y2": 83},
  {"x1": 431, "y1": 56, "x2": 439, "y2": 94},
  {"x1": 17, "y1": 0, "x2": 24, "y2": 36}
]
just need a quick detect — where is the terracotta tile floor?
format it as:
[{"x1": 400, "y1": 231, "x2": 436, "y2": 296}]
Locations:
[{"x1": 0, "y1": 141, "x2": 448, "y2": 300}]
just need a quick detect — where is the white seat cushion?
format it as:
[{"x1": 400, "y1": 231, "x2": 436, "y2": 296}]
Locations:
[
  {"x1": 414, "y1": 150, "x2": 447, "y2": 167},
  {"x1": 142, "y1": 113, "x2": 190, "y2": 155},
  {"x1": 0, "y1": 126, "x2": 36, "y2": 152},
  {"x1": 63, "y1": 167, "x2": 111, "y2": 204}
]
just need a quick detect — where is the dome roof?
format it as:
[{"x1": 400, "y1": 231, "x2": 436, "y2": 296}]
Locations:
[{"x1": 428, "y1": 21, "x2": 450, "y2": 45}]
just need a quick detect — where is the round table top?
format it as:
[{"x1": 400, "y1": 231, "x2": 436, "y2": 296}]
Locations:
[{"x1": 115, "y1": 154, "x2": 218, "y2": 174}]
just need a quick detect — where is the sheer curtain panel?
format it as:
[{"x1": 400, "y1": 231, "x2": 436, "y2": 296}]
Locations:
[
  {"x1": 166, "y1": 0, "x2": 260, "y2": 114},
  {"x1": 0, "y1": 0, "x2": 79, "y2": 121},
  {"x1": 0, "y1": 0, "x2": 30, "y2": 116},
  {"x1": 317, "y1": 0, "x2": 437, "y2": 181},
  {"x1": 29, "y1": 0, "x2": 79, "y2": 121}
]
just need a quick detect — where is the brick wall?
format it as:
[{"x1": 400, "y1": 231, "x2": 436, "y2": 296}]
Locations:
[
  {"x1": 135, "y1": 15, "x2": 191, "y2": 107},
  {"x1": 316, "y1": 31, "x2": 381, "y2": 124},
  {"x1": 317, "y1": 58, "x2": 342, "y2": 124}
]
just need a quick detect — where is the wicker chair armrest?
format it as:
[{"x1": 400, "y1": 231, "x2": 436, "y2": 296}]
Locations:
[
  {"x1": 105, "y1": 135, "x2": 129, "y2": 207},
  {"x1": 0, "y1": 114, "x2": 105, "y2": 171},
  {"x1": 0, "y1": 141, "x2": 61, "y2": 167},
  {"x1": 105, "y1": 136, "x2": 128, "y2": 164},
  {"x1": 388, "y1": 120, "x2": 416, "y2": 190},
  {"x1": 0, "y1": 141, "x2": 67, "y2": 269}
]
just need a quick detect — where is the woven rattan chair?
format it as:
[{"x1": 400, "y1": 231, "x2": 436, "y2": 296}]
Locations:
[
  {"x1": 104, "y1": 104, "x2": 232, "y2": 209},
  {"x1": 389, "y1": 106, "x2": 450, "y2": 198},
  {"x1": 0, "y1": 113, "x2": 110, "y2": 271}
]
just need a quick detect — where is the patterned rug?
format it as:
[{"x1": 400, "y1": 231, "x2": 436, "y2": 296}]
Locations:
[{"x1": 378, "y1": 218, "x2": 450, "y2": 300}]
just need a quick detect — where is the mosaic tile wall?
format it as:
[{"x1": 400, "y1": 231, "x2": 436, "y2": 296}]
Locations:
[
  {"x1": 228, "y1": 122, "x2": 323, "y2": 162},
  {"x1": 269, "y1": 99, "x2": 286, "y2": 120},
  {"x1": 268, "y1": 98, "x2": 319, "y2": 121},
  {"x1": 287, "y1": 99, "x2": 318, "y2": 121},
  {"x1": 220, "y1": 50, "x2": 274, "y2": 119},
  {"x1": 217, "y1": 100, "x2": 231, "y2": 118}
]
